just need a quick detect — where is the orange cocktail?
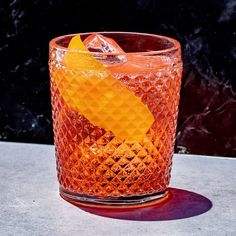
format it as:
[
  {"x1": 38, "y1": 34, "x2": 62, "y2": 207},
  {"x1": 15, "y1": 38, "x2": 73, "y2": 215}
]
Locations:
[{"x1": 49, "y1": 32, "x2": 182, "y2": 206}]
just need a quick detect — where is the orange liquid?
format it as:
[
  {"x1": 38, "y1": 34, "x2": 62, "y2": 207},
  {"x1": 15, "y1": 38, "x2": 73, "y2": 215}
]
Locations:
[{"x1": 50, "y1": 66, "x2": 181, "y2": 197}]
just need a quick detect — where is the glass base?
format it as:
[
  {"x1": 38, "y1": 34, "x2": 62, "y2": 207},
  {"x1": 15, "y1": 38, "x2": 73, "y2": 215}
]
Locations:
[{"x1": 60, "y1": 187, "x2": 169, "y2": 208}]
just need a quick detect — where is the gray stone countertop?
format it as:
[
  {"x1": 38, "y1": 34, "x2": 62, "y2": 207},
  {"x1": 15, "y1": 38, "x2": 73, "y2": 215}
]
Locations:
[{"x1": 0, "y1": 141, "x2": 236, "y2": 236}]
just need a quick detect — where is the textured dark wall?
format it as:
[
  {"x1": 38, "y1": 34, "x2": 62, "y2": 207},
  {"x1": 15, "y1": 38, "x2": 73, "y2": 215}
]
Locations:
[{"x1": 0, "y1": 0, "x2": 236, "y2": 156}]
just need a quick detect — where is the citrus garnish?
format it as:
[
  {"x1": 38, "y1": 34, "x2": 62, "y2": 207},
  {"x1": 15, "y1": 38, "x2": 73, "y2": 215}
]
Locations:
[{"x1": 53, "y1": 34, "x2": 154, "y2": 141}]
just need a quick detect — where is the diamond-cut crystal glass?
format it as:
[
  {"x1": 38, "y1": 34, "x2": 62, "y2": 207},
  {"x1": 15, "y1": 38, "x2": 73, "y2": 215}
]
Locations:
[{"x1": 49, "y1": 32, "x2": 182, "y2": 207}]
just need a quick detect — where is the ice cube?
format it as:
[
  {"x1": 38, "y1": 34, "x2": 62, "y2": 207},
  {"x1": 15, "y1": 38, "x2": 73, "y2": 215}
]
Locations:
[
  {"x1": 83, "y1": 34, "x2": 127, "y2": 64},
  {"x1": 83, "y1": 34, "x2": 124, "y2": 53},
  {"x1": 108, "y1": 54, "x2": 168, "y2": 74}
]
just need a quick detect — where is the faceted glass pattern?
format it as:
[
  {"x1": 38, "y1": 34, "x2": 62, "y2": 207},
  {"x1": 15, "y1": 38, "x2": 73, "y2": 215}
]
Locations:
[{"x1": 49, "y1": 32, "x2": 182, "y2": 205}]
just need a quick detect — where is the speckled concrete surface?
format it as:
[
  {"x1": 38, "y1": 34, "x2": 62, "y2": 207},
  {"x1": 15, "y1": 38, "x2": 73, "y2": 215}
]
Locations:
[{"x1": 0, "y1": 142, "x2": 235, "y2": 236}]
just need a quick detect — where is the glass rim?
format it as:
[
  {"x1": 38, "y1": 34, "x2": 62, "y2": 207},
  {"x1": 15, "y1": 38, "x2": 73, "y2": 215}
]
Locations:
[{"x1": 49, "y1": 31, "x2": 181, "y2": 56}]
